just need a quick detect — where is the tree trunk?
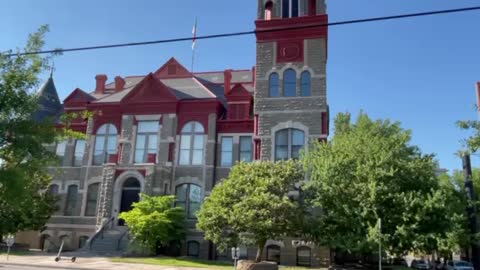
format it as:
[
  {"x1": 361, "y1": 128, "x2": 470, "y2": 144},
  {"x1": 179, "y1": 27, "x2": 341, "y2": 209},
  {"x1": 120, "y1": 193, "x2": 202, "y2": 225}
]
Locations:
[{"x1": 255, "y1": 240, "x2": 267, "y2": 263}]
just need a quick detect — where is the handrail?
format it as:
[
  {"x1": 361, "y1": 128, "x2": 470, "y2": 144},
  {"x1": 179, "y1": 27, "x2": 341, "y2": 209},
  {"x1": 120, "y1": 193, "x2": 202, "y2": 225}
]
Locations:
[
  {"x1": 88, "y1": 216, "x2": 115, "y2": 250},
  {"x1": 117, "y1": 228, "x2": 130, "y2": 251}
]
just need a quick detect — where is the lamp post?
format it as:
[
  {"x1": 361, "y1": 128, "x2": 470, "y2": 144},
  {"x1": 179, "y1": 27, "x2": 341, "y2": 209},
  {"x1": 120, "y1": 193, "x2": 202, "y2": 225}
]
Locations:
[{"x1": 5, "y1": 234, "x2": 15, "y2": 261}]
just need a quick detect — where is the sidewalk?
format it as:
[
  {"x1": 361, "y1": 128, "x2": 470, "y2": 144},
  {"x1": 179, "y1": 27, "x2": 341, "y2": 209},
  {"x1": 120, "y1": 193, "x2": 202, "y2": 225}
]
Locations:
[{"x1": 0, "y1": 253, "x2": 204, "y2": 270}]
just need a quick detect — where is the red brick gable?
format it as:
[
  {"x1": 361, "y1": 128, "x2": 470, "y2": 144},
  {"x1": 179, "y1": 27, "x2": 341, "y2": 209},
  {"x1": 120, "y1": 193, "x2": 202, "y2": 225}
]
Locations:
[
  {"x1": 63, "y1": 88, "x2": 95, "y2": 108},
  {"x1": 122, "y1": 73, "x2": 178, "y2": 104},
  {"x1": 154, "y1": 57, "x2": 192, "y2": 79},
  {"x1": 225, "y1": 84, "x2": 252, "y2": 102}
]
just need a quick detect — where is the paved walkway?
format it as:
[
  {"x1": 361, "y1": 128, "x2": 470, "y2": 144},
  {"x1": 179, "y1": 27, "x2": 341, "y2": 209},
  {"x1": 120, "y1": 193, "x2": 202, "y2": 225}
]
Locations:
[{"x1": 0, "y1": 253, "x2": 204, "y2": 270}]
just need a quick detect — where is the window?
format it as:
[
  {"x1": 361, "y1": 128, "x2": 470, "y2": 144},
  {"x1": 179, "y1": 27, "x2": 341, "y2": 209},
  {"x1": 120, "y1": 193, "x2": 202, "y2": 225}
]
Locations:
[
  {"x1": 283, "y1": 69, "x2": 297, "y2": 97},
  {"x1": 47, "y1": 184, "x2": 59, "y2": 196},
  {"x1": 265, "y1": 1, "x2": 273, "y2": 20},
  {"x1": 300, "y1": 71, "x2": 311, "y2": 96},
  {"x1": 78, "y1": 236, "x2": 89, "y2": 249},
  {"x1": 135, "y1": 121, "x2": 159, "y2": 163},
  {"x1": 269, "y1": 73, "x2": 279, "y2": 97},
  {"x1": 275, "y1": 128, "x2": 305, "y2": 161},
  {"x1": 297, "y1": 246, "x2": 311, "y2": 266},
  {"x1": 74, "y1": 140, "x2": 85, "y2": 166},
  {"x1": 85, "y1": 183, "x2": 100, "y2": 216},
  {"x1": 56, "y1": 140, "x2": 67, "y2": 161},
  {"x1": 187, "y1": 241, "x2": 200, "y2": 257},
  {"x1": 175, "y1": 184, "x2": 202, "y2": 219},
  {"x1": 179, "y1": 122, "x2": 204, "y2": 165},
  {"x1": 93, "y1": 124, "x2": 117, "y2": 165},
  {"x1": 239, "y1": 136, "x2": 253, "y2": 162},
  {"x1": 266, "y1": 245, "x2": 281, "y2": 264},
  {"x1": 64, "y1": 185, "x2": 78, "y2": 216},
  {"x1": 221, "y1": 136, "x2": 233, "y2": 166},
  {"x1": 282, "y1": 0, "x2": 299, "y2": 18}
]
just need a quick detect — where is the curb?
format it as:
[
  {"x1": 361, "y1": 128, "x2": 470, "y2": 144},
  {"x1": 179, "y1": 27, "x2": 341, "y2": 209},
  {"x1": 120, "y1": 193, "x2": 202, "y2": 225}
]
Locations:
[{"x1": 0, "y1": 261, "x2": 102, "y2": 270}]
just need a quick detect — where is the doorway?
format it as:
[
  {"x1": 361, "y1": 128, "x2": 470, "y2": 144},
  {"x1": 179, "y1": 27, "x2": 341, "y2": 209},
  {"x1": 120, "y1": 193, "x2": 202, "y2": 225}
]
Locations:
[{"x1": 118, "y1": 177, "x2": 141, "y2": 226}]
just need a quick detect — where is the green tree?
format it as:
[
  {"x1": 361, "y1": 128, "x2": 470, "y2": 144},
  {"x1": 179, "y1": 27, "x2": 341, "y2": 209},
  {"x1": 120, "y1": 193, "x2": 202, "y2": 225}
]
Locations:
[
  {"x1": 303, "y1": 112, "x2": 468, "y2": 256},
  {"x1": 197, "y1": 160, "x2": 304, "y2": 262},
  {"x1": 119, "y1": 194, "x2": 186, "y2": 254},
  {"x1": 0, "y1": 25, "x2": 60, "y2": 236}
]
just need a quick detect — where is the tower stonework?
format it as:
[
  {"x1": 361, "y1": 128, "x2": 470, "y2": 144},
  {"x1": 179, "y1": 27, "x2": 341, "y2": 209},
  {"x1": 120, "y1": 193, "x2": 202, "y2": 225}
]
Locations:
[{"x1": 254, "y1": 0, "x2": 329, "y2": 161}]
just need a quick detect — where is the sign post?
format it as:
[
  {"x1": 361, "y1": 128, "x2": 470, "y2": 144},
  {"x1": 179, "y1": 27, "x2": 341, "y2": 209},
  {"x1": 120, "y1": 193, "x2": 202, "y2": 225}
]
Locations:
[
  {"x1": 231, "y1": 247, "x2": 240, "y2": 270},
  {"x1": 5, "y1": 235, "x2": 15, "y2": 261}
]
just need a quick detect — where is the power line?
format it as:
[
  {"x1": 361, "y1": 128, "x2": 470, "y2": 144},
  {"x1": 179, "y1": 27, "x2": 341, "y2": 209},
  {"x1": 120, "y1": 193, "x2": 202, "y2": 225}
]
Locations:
[{"x1": 3, "y1": 6, "x2": 480, "y2": 57}]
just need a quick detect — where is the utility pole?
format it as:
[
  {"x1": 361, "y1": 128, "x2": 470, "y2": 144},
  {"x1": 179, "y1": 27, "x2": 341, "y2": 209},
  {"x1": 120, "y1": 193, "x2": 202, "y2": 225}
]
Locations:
[{"x1": 463, "y1": 154, "x2": 480, "y2": 270}]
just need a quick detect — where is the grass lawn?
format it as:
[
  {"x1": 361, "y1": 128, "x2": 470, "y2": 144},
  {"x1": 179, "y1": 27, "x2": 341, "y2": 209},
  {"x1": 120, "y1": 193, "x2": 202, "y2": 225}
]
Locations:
[{"x1": 111, "y1": 257, "x2": 327, "y2": 270}]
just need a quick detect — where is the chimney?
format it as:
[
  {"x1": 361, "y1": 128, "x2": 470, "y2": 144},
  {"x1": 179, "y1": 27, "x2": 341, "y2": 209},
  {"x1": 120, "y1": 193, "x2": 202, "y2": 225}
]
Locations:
[
  {"x1": 115, "y1": 76, "x2": 126, "y2": 91},
  {"x1": 224, "y1": 69, "x2": 233, "y2": 95},
  {"x1": 95, "y1": 74, "x2": 108, "y2": 94}
]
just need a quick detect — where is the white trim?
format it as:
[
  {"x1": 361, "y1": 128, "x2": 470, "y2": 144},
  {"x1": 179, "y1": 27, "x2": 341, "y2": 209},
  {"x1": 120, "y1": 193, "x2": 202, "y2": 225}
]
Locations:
[{"x1": 134, "y1": 114, "x2": 162, "y2": 121}]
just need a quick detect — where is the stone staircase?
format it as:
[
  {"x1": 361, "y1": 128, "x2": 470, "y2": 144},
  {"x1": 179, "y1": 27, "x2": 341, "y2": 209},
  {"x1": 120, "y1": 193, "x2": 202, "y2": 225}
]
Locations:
[{"x1": 88, "y1": 226, "x2": 130, "y2": 255}]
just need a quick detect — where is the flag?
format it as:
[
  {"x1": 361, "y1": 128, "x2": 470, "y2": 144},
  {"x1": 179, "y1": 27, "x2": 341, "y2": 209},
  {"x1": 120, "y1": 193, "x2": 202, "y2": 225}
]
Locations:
[{"x1": 192, "y1": 17, "x2": 197, "y2": 50}]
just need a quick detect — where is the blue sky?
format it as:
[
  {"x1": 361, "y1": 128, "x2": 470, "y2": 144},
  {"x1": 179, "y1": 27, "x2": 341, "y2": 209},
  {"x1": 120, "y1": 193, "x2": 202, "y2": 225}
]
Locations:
[{"x1": 2, "y1": 0, "x2": 480, "y2": 173}]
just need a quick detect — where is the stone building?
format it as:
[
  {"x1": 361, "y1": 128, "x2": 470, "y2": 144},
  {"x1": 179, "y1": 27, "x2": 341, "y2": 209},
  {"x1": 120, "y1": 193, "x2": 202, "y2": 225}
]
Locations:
[{"x1": 17, "y1": 0, "x2": 330, "y2": 266}]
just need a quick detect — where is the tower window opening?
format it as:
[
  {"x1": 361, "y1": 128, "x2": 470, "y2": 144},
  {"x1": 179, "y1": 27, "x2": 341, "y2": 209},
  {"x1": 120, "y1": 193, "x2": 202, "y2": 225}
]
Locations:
[
  {"x1": 282, "y1": 0, "x2": 299, "y2": 18},
  {"x1": 265, "y1": 1, "x2": 273, "y2": 20}
]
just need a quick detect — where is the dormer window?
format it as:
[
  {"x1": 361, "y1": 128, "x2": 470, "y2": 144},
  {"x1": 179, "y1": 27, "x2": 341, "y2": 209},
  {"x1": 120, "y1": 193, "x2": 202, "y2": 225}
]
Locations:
[{"x1": 282, "y1": 0, "x2": 299, "y2": 18}]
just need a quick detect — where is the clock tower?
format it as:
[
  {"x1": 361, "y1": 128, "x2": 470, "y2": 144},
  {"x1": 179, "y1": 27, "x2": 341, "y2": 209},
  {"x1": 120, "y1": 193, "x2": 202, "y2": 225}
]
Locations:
[{"x1": 254, "y1": 0, "x2": 329, "y2": 161}]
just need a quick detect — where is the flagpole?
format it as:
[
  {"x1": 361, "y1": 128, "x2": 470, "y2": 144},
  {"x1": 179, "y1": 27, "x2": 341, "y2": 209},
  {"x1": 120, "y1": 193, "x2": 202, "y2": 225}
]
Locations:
[
  {"x1": 191, "y1": 46, "x2": 195, "y2": 73},
  {"x1": 191, "y1": 17, "x2": 197, "y2": 73}
]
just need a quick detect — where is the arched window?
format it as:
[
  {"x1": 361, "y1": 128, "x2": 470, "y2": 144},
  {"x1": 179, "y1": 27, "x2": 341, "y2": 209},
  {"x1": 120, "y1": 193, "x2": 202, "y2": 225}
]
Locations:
[
  {"x1": 85, "y1": 183, "x2": 100, "y2": 216},
  {"x1": 179, "y1": 122, "x2": 204, "y2": 165},
  {"x1": 266, "y1": 245, "x2": 281, "y2": 264},
  {"x1": 283, "y1": 69, "x2": 297, "y2": 97},
  {"x1": 78, "y1": 236, "x2": 89, "y2": 249},
  {"x1": 275, "y1": 128, "x2": 305, "y2": 161},
  {"x1": 265, "y1": 1, "x2": 273, "y2": 20},
  {"x1": 187, "y1": 241, "x2": 200, "y2": 257},
  {"x1": 300, "y1": 71, "x2": 311, "y2": 96},
  {"x1": 282, "y1": 0, "x2": 299, "y2": 18},
  {"x1": 93, "y1": 124, "x2": 118, "y2": 165},
  {"x1": 175, "y1": 183, "x2": 202, "y2": 219},
  {"x1": 297, "y1": 246, "x2": 311, "y2": 266},
  {"x1": 269, "y1": 73, "x2": 279, "y2": 97},
  {"x1": 64, "y1": 185, "x2": 78, "y2": 216}
]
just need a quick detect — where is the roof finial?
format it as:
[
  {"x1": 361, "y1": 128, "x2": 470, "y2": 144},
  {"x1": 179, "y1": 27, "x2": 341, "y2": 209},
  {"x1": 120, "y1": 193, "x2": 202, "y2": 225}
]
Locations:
[{"x1": 50, "y1": 61, "x2": 55, "y2": 78}]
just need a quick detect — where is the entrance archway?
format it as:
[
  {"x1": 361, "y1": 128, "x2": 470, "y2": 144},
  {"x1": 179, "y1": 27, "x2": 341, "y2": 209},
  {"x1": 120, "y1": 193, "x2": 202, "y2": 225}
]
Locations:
[{"x1": 118, "y1": 177, "x2": 141, "y2": 226}]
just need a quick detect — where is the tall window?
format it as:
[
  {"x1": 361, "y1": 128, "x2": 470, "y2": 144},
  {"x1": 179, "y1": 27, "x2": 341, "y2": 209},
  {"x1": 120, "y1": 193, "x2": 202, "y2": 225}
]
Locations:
[
  {"x1": 187, "y1": 241, "x2": 200, "y2": 257},
  {"x1": 85, "y1": 183, "x2": 100, "y2": 216},
  {"x1": 297, "y1": 246, "x2": 312, "y2": 266},
  {"x1": 275, "y1": 128, "x2": 305, "y2": 161},
  {"x1": 269, "y1": 73, "x2": 279, "y2": 97},
  {"x1": 300, "y1": 71, "x2": 311, "y2": 96},
  {"x1": 74, "y1": 140, "x2": 85, "y2": 166},
  {"x1": 135, "y1": 121, "x2": 159, "y2": 163},
  {"x1": 94, "y1": 124, "x2": 117, "y2": 165},
  {"x1": 179, "y1": 122, "x2": 204, "y2": 165},
  {"x1": 282, "y1": 0, "x2": 299, "y2": 18},
  {"x1": 56, "y1": 140, "x2": 67, "y2": 162},
  {"x1": 64, "y1": 185, "x2": 78, "y2": 216},
  {"x1": 265, "y1": 1, "x2": 273, "y2": 20},
  {"x1": 283, "y1": 69, "x2": 297, "y2": 97},
  {"x1": 47, "y1": 184, "x2": 59, "y2": 196},
  {"x1": 239, "y1": 136, "x2": 253, "y2": 162},
  {"x1": 221, "y1": 136, "x2": 233, "y2": 167},
  {"x1": 266, "y1": 245, "x2": 281, "y2": 264},
  {"x1": 175, "y1": 184, "x2": 202, "y2": 219}
]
